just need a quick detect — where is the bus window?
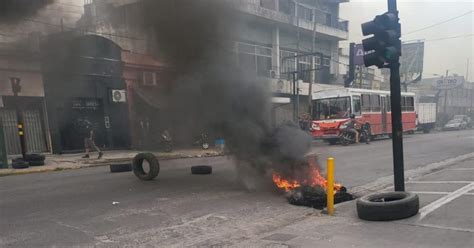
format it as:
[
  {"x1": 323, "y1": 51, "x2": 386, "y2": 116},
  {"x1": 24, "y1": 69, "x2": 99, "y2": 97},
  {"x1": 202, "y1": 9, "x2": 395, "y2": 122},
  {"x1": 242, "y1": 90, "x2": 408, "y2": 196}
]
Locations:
[
  {"x1": 406, "y1": 96, "x2": 414, "y2": 112},
  {"x1": 352, "y1": 96, "x2": 361, "y2": 116},
  {"x1": 361, "y1": 94, "x2": 371, "y2": 112},
  {"x1": 401, "y1": 96, "x2": 407, "y2": 112},
  {"x1": 370, "y1": 95, "x2": 381, "y2": 112},
  {"x1": 313, "y1": 97, "x2": 351, "y2": 120},
  {"x1": 386, "y1": 96, "x2": 391, "y2": 112}
]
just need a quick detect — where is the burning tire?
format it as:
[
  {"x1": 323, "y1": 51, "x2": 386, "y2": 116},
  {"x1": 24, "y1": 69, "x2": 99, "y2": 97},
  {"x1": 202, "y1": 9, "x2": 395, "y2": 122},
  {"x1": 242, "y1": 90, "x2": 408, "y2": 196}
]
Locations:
[
  {"x1": 110, "y1": 163, "x2": 132, "y2": 173},
  {"x1": 132, "y1": 153, "x2": 160, "y2": 181},
  {"x1": 191, "y1": 165, "x2": 212, "y2": 175},
  {"x1": 356, "y1": 192, "x2": 419, "y2": 221}
]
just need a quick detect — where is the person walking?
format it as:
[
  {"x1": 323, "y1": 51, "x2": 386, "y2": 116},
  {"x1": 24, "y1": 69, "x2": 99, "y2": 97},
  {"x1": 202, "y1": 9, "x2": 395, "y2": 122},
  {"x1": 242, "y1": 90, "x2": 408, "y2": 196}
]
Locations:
[{"x1": 82, "y1": 127, "x2": 103, "y2": 159}]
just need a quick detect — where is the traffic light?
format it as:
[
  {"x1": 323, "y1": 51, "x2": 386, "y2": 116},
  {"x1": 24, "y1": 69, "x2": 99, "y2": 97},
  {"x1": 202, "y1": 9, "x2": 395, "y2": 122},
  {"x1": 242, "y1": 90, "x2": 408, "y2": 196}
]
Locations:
[
  {"x1": 10, "y1": 77, "x2": 22, "y2": 95},
  {"x1": 361, "y1": 12, "x2": 401, "y2": 68}
]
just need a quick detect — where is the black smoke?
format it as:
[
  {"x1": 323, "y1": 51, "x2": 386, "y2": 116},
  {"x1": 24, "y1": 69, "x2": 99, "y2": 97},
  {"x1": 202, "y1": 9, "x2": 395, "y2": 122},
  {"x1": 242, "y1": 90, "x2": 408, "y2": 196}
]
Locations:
[
  {"x1": 141, "y1": 0, "x2": 311, "y2": 172},
  {"x1": 0, "y1": 0, "x2": 54, "y2": 21}
]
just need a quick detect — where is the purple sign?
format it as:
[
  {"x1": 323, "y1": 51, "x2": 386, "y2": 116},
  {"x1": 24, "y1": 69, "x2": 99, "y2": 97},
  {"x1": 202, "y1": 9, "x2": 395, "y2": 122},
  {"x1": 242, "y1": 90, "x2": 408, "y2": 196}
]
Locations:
[{"x1": 353, "y1": 44, "x2": 365, "y2": 66}]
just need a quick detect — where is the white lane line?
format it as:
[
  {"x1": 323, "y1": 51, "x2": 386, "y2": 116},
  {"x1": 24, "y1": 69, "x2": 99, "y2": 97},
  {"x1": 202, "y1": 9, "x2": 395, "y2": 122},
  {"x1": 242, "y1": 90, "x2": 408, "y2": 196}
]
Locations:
[
  {"x1": 418, "y1": 183, "x2": 474, "y2": 220},
  {"x1": 412, "y1": 191, "x2": 474, "y2": 196},
  {"x1": 408, "y1": 181, "x2": 472, "y2": 184},
  {"x1": 399, "y1": 222, "x2": 474, "y2": 233}
]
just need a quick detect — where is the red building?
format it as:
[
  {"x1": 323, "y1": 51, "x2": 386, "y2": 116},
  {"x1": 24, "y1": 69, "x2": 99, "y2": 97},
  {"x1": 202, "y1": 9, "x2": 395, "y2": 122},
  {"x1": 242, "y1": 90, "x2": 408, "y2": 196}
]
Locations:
[{"x1": 122, "y1": 50, "x2": 171, "y2": 149}]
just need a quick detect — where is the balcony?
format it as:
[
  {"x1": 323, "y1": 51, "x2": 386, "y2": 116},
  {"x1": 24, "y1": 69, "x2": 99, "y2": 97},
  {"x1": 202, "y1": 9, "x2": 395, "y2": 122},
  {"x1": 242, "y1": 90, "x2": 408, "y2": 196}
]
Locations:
[{"x1": 230, "y1": 0, "x2": 349, "y2": 40}]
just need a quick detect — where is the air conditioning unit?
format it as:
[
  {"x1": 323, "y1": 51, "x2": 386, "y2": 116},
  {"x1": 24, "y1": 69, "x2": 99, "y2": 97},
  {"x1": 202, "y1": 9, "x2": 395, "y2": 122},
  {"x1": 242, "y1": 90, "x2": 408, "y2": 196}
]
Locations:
[
  {"x1": 269, "y1": 70, "x2": 277, "y2": 79},
  {"x1": 111, "y1": 89, "x2": 127, "y2": 103}
]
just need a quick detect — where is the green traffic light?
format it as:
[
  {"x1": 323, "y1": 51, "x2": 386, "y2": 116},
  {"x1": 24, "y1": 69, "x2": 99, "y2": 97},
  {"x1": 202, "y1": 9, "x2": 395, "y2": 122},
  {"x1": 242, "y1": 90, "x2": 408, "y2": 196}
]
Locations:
[{"x1": 384, "y1": 47, "x2": 399, "y2": 62}]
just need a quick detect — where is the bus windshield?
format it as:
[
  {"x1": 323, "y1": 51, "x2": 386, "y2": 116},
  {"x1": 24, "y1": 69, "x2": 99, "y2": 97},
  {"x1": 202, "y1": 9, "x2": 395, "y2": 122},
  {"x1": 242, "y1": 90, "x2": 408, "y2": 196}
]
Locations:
[{"x1": 313, "y1": 97, "x2": 351, "y2": 120}]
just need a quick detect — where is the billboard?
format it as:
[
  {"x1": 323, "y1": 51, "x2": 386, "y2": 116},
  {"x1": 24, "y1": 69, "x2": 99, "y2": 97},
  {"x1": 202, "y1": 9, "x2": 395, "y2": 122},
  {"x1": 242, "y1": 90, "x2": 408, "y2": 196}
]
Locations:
[
  {"x1": 433, "y1": 76, "x2": 465, "y2": 90},
  {"x1": 400, "y1": 41, "x2": 425, "y2": 74}
]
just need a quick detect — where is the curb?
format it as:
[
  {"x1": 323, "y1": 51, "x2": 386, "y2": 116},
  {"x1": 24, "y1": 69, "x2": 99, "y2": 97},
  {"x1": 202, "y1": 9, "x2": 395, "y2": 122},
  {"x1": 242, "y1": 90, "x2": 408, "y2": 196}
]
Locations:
[
  {"x1": 349, "y1": 152, "x2": 474, "y2": 197},
  {"x1": 0, "y1": 152, "x2": 226, "y2": 177}
]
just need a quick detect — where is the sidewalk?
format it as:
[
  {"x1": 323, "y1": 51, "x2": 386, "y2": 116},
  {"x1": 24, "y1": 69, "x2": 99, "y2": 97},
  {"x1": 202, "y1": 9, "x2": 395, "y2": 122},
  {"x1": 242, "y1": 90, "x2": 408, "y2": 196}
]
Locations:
[
  {"x1": 0, "y1": 148, "x2": 224, "y2": 177},
  {"x1": 238, "y1": 157, "x2": 474, "y2": 248}
]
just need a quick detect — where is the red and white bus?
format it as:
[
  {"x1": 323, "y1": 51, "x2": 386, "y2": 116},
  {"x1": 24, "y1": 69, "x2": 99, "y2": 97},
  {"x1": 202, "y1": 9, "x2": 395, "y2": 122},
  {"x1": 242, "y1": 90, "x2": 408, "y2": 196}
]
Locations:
[{"x1": 311, "y1": 88, "x2": 416, "y2": 144}]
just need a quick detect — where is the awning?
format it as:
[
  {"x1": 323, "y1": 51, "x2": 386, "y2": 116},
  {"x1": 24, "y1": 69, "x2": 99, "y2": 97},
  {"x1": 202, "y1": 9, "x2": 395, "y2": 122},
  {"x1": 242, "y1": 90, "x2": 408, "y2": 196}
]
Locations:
[{"x1": 132, "y1": 85, "x2": 167, "y2": 110}]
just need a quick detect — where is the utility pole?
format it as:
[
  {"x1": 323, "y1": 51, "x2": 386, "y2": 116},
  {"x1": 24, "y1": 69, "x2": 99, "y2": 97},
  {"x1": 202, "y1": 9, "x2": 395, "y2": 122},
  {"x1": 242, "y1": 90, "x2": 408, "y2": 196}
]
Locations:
[
  {"x1": 308, "y1": 8, "x2": 317, "y2": 116},
  {"x1": 466, "y1": 59, "x2": 470, "y2": 82},
  {"x1": 295, "y1": 0, "x2": 300, "y2": 122},
  {"x1": 344, "y1": 43, "x2": 356, "y2": 87},
  {"x1": 443, "y1": 69, "x2": 449, "y2": 114}
]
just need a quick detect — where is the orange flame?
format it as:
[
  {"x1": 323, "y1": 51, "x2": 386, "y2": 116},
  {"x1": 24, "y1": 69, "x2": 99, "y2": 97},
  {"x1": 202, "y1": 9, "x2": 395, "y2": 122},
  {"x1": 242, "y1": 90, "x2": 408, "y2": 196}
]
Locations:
[
  {"x1": 272, "y1": 157, "x2": 342, "y2": 193},
  {"x1": 272, "y1": 173, "x2": 301, "y2": 192}
]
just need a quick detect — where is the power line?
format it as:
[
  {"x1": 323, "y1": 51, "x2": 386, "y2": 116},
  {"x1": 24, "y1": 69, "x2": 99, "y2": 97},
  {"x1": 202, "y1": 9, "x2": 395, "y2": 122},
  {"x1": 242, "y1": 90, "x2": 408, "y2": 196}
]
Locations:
[
  {"x1": 403, "y1": 11, "x2": 473, "y2": 35},
  {"x1": 20, "y1": 17, "x2": 145, "y2": 41},
  {"x1": 403, "y1": 33, "x2": 474, "y2": 43},
  {"x1": 424, "y1": 33, "x2": 473, "y2": 42}
]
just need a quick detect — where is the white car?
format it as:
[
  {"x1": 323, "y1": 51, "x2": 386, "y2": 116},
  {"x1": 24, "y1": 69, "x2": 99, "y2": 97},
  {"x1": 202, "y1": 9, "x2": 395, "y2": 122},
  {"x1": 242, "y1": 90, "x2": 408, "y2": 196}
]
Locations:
[{"x1": 443, "y1": 119, "x2": 467, "y2": 131}]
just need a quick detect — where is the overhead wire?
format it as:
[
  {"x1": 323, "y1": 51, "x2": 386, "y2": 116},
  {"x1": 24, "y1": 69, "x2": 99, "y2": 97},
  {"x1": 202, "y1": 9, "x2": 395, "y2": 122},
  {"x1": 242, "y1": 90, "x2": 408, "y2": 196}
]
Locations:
[{"x1": 403, "y1": 10, "x2": 473, "y2": 35}]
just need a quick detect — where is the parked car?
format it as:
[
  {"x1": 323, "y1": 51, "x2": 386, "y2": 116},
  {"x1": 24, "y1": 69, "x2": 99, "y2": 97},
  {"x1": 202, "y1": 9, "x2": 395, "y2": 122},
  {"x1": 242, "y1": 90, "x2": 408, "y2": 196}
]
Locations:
[
  {"x1": 443, "y1": 119, "x2": 467, "y2": 131},
  {"x1": 452, "y1": 115, "x2": 472, "y2": 128}
]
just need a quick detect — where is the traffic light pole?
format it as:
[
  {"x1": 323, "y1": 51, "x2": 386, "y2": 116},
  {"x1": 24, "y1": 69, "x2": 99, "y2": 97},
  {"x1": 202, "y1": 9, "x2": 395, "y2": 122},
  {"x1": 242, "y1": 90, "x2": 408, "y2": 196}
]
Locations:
[
  {"x1": 389, "y1": 62, "x2": 405, "y2": 191},
  {"x1": 388, "y1": 0, "x2": 405, "y2": 192},
  {"x1": 10, "y1": 78, "x2": 27, "y2": 159}
]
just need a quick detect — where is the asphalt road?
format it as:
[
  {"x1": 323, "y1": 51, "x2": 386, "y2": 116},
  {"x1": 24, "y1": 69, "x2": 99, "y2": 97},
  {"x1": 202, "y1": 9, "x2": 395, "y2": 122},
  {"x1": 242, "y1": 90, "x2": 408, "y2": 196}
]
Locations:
[{"x1": 0, "y1": 130, "x2": 473, "y2": 247}]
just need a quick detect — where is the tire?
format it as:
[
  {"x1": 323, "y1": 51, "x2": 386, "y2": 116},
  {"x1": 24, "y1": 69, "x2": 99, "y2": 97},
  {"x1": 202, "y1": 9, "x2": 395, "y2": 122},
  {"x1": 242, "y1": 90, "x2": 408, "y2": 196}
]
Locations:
[
  {"x1": 132, "y1": 153, "x2": 160, "y2": 181},
  {"x1": 24, "y1": 153, "x2": 46, "y2": 162},
  {"x1": 28, "y1": 160, "x2": 45, "y2": 166},
  {"x1": 340, "y1": 135, "x2": 351, "y2": 146},
  {"x1": 191, "y1": 165, "x2": 212, "y2": 175},
  {"x1": 12, "y1": 157, "x2": 24, "y2": 163},
  {"x1": 110, "y1": 163, "x2": 132, "y2": 173},
  {"x1": 364, "y1": 124, "x2": 372, "y2": 142},
  {"x1": 327, "y1": 139, "x2": 338, "y2": 145},
  {"x1": 423, "y1": 128, "x2": 430, "y2": 134},
  {"x1": 357, "y1": 192, "x2": 419, "y2": 221},
  {"x1": 12, "y1": 160, "x2": 29, "y2": 169}
]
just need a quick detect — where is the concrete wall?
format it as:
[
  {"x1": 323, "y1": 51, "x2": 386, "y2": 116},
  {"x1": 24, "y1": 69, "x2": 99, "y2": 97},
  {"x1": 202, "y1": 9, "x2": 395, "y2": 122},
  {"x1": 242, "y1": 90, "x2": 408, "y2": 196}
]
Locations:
[{"x1": 0, "y1": 53, "x2": 44, "y2": 97}]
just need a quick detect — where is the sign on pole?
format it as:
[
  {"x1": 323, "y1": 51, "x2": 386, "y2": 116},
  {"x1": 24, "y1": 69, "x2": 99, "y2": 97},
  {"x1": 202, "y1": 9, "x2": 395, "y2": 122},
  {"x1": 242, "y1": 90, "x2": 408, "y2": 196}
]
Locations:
[{"x1": 353, "y1": 44, "x2": 365, "y2": 66}]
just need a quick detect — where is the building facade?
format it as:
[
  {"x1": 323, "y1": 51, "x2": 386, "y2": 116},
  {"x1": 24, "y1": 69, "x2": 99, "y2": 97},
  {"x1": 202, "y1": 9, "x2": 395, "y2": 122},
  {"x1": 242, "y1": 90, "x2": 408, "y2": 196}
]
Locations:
[
  {"x1": 77, "y1": 0, "x2": 350, "y2": 125},
  {"x1": 410, "y1": 76, "x2": 474, "y2": 123},
  {"x1": 0, "y1": 47, "x2": 50, "y2": 155}
]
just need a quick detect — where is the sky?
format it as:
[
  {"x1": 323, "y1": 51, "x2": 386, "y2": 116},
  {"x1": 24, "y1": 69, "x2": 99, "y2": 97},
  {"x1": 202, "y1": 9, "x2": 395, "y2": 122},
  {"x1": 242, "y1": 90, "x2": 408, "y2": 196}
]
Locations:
[{"x1": 340, "y1": 0, "x2": 474, "y2": 81}]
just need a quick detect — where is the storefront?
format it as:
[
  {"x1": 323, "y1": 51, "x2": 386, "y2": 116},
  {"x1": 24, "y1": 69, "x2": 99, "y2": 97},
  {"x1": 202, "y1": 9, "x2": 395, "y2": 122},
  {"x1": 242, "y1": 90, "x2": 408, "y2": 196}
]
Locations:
[
  {"x1": 0, "y1": 49, "x2": 50, "y2": 155},
  {"x1": 42, "y1": 34, "x2": 131, "y2": 153}
]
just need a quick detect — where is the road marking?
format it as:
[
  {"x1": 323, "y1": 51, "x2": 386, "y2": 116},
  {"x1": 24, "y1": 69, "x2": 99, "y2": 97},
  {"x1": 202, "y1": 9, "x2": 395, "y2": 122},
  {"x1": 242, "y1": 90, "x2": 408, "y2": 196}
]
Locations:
[
  {"x1": 418, "y1": 183, "x2": 474, "y2": 220},
  {"x1": 408, "y1": 181, "x2": 472, "y2": 184},
  {"x1": 399, "y1": 222, "x2": 474, "y2": 233},
  {"x1": 412, "y1": 191, "x2": 474, "y2": 196}
]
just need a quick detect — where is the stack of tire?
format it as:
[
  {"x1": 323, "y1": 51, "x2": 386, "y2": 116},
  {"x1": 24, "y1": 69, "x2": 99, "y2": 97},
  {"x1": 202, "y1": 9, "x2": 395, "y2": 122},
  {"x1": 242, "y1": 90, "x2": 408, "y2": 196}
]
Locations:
[{"x1": 12, "y1": 154, "x2": 46, "y2": 169}]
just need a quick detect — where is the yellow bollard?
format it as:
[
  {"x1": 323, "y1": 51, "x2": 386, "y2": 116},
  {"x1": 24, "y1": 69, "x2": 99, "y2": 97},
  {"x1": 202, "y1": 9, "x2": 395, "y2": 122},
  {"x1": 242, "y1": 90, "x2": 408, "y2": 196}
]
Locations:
[{"x1": 327, "y1": 157, "x2": 335, "y2": 215}]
